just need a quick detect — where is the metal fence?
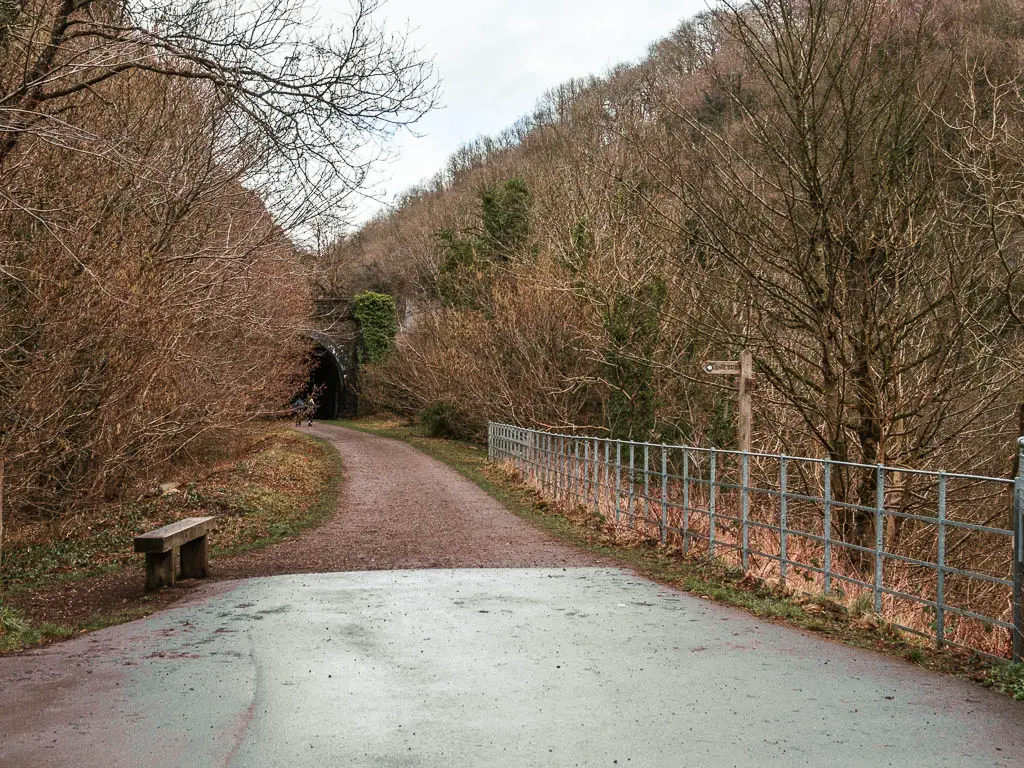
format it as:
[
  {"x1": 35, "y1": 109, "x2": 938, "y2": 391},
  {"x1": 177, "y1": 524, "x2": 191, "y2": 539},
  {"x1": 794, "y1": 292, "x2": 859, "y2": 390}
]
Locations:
[{"x1": 488, "y1": 422, "x2": 1024, "y2": 662}]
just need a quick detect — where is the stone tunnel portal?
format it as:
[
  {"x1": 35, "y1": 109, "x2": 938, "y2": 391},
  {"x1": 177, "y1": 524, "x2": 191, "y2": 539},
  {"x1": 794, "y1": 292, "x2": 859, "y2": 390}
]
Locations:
[{"x1": 302, "y1": 335, "x2": 357, "y2": 420}]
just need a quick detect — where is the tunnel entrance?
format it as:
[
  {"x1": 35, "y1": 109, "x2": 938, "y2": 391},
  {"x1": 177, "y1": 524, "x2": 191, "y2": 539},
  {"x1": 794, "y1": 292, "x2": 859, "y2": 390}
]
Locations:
[{"x1": 299, "y1": 342, "x2": 357, "y2": 420}]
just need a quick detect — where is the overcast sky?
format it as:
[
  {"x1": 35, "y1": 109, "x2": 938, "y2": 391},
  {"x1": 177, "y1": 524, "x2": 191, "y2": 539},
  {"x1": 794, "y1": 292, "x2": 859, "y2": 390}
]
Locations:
[{"x1": 327, "y1": 0, "x2": 709, "y2": 225}]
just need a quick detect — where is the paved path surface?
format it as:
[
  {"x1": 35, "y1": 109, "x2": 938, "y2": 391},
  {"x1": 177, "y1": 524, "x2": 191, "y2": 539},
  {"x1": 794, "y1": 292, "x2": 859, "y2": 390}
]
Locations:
[
  {"x1": 2, "y1": 570, "x2": 1021, "y2": 767},
  {"x1": 1, "y1": 426, "x2": 1021, "y2": 766}
]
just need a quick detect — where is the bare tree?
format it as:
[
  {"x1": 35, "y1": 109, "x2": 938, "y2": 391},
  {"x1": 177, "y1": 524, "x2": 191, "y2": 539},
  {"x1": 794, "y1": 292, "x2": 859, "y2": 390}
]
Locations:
[
  {"x1": 626, "y1": 0, "x2": 1022, "y2": 548},
  {"x1": 0, "y1": 0, "x2": 437, "y2": 228}
]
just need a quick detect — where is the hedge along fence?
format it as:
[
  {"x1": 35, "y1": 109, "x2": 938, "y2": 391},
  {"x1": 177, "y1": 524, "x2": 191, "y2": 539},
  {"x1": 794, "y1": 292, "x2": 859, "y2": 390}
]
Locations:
[{"x1": 489, "y1": 423, "x2": 1024, "y2": 662}]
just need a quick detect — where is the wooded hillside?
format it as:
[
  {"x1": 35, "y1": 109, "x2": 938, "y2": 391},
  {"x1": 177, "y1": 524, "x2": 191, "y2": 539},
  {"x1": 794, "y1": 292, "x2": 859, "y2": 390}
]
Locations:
[
  {"x1": 0, "y1": 0, "x2": 433, "y2": 517},
  {"x1": 330, "y1": 0, "x2": 1024, "y2": 485}
]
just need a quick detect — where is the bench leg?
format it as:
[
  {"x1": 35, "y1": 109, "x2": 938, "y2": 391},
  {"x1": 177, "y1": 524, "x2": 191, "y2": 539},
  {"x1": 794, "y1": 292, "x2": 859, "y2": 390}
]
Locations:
[
  {"x1": 180, "y1": 535, "x2": 208, "y2": 579},
  {"x1": 145, "y1": 550, "x2": 175, "y2": 592}
]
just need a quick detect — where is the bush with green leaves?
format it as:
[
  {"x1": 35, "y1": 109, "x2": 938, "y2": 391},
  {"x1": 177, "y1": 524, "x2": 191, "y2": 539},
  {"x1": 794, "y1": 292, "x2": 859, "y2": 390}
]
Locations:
[
  {"x1": 420, "y1": 401, "x2": 460, "y2": 438},
  {"x1": 435, "y1": 177, "x2": 533, "y2": 311},
  {"x1": 353, "y1": 291, "x2": 398, "y2": 364}
]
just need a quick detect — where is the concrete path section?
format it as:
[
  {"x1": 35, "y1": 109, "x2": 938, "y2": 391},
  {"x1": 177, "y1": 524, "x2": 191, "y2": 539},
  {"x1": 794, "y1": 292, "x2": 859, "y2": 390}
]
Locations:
[{"x1": 1, "y1": 568, "x2": 1020, "y2": 767}]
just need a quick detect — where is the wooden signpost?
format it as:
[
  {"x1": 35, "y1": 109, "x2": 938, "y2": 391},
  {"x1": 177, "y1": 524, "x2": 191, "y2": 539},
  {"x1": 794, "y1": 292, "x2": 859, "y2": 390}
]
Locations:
[{"x1": 703, "y1": 349, "x2": 754, "y2": 453}]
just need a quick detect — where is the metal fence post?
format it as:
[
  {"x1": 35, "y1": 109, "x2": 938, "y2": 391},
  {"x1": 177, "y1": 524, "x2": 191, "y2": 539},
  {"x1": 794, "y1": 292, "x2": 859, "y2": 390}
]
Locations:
[
  {"x1": 562, "y1": 436, "x2": 567, "y2": 500},
  {"x1": 628, "y1": 442, "x2": 636, "y2": 527},
  {"x1": 520, "y1": 428, "x2": 526, "y2": 477},
  {"x1": 561, "y1": 437, "x2": 568, "y2": 501},
  {"x1": 593, "y1": 438, "x2": 600, "y2": 517},
  {"x1": 1014, "y1": 439, "x2": 1024, "y2": 662},
  {"x1": 779, "y1": 456, "x2": 788, "y2": 582},
  {"x1": 572, "y1": 439, "x2": 579, "y2": 505},
  {"x1": 527, "y1": 430, "x2": 534, "y2": 481},
  {"x1": 564, "y1": 436, "x2": 571, "y2": 501},
  {"x1": 555, "y1": 436, "x2": 561, "y2": 499},
  {"x1": 936, "y1": 471, "x2": 946, "y2": 650},
  {"x1": 824, "y1": 460, "x2": 832, "y2": 595},
  {"x1": 741, "y1": 451, "x2": 750, "y2": 572},
  {"x1": 564, "y1": 436, "x2": 569, "y2": 501},
  {"x1": 552, "y1": 433, "x2": 558, "y2": 493},
  {"x1": 547, "y1": 434, "x2": 553, "y2": 495},
  {"x1": 585, "y1": 438, "x2": 593, "y2": 505},
  {"x1": 615, "y1": 441, "x2": 622, "y2": 525},
  {"x1": 644, "y1": 443, "x2": 650, "y2": 528},
  {"x1": 682, "y1": 448, "x2": 690, "y2": 554},
  {"x1": 544, "y1": 433, "x2": 550, "y2": 491},
  {"x1": 875, "y1": 465, "x2": 885, "y2": 614},
  {"x1": 603, "y1": 439, "x2": 610, "y2": 517},
  {"x1": 549, "y1": 433, "x2": 555, "y2": 493},
  {"x1": 661, "y1": 446, "x2": 668, "y2": 546},
  {"x1": 562, "y1": 436, "x2": 568, "y2": 501},
  {"x1": 709, "y1": 449, "x2": 717, "y2": 559},
  {"x1": 598, "y1": 438, "x2": 606, "y2": 518},
  {"x1": 551, "y1": 433, "x2": 557, "y2": 492},
  {"x1": 557, "y1": 434, "x2": 561, "y2": 496},
  {"x1": 521, "y1": 428, "x2": 527, "y2": 475},
  {"x1": 584, "y1": 439, "x2": 590, "y2": 505}
]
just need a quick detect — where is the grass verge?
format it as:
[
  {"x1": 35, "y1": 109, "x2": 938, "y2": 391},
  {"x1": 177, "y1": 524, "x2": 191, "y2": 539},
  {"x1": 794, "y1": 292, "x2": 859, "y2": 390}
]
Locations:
[
  {"x1": 0, "y1": 424, "x2": 342, "y2": 653},
  {"x1": 334, "y1": 416, "x2": 1024, "y2": 701}
]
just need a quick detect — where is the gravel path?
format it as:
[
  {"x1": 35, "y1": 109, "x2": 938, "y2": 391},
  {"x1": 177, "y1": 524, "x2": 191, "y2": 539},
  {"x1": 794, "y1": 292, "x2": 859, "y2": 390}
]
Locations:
[{"x1": 213, "y1": 424, "x2": 602, "y2": 576}]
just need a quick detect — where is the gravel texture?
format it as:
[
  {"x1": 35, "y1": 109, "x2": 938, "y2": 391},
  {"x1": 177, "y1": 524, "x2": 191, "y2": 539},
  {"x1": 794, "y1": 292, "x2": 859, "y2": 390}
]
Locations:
[{"x1": 214, "y1": 424, "x2": 603, "y2": 575}]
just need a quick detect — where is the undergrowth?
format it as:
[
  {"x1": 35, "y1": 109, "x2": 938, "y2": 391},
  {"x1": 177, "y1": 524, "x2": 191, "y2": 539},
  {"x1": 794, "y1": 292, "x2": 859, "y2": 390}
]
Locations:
[{"x1": 0, "y1": 602, "x2": 72, "y2": 652}]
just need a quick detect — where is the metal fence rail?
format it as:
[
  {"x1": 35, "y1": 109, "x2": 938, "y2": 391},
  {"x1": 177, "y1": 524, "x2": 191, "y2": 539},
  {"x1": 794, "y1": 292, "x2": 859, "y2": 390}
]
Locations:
[{"x1": 488, "y1": 422, "x2": 1024, "y2": 662}]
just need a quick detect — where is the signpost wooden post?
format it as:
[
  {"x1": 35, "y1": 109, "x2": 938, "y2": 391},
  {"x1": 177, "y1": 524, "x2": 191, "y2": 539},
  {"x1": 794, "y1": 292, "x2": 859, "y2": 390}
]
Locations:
[{"x1": 703, "y1": 350, "x2": 755, "y2": 453}]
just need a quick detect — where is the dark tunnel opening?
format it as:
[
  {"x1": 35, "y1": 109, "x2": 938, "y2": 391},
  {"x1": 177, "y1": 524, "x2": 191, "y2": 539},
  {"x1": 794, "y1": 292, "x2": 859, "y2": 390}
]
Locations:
[{"x1": 300, "y1": 345, "x2": 357, "y2": 420}]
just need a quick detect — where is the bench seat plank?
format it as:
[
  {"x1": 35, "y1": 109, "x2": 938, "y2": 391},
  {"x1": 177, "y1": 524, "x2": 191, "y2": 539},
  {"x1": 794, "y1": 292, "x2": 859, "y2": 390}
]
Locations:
[{"x1": 134, "y1": 516, "x2": 214, "y2": 553}]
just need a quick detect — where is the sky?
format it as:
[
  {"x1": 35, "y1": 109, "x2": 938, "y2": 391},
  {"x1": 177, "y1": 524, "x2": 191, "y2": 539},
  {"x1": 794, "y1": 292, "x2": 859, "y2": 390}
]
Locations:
[{"x1": 325, "y1": 0, "x2": 709, "y2": 225}]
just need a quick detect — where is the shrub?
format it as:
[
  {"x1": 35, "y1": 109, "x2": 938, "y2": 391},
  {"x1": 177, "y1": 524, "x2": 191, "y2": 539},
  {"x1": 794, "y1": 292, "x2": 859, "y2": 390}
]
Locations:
[
  {"x1": 353, "y1": 291, "x2": 398, "y2": 364},
  {"x1": 420, "y1": 401, "x2": 460, "y2": 438}
]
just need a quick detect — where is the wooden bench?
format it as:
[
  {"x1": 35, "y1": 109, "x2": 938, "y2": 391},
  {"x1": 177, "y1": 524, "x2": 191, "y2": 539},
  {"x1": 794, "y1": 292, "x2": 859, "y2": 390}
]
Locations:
[{"x1": 134, "y1": 516, "x2": 214, "y2": 592}]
